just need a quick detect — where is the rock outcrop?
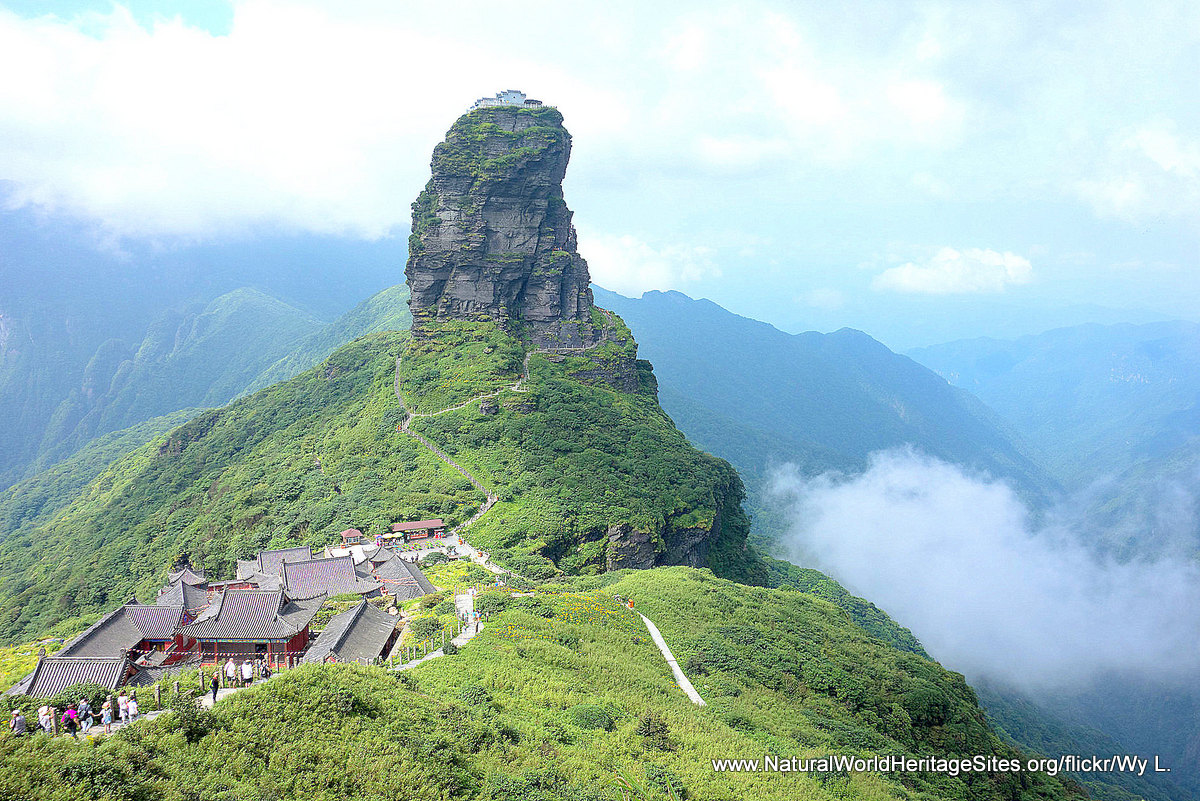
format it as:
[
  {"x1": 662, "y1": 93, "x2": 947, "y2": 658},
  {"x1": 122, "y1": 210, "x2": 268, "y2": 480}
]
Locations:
[{"x1": 405, "y1": 105, "x2": 602, "y2": 350}]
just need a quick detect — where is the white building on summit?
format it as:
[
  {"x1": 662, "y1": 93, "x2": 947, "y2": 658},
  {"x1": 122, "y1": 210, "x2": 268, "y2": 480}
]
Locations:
[{"x1": 469, "y1": 89, "x2": 544, "y2": 110}]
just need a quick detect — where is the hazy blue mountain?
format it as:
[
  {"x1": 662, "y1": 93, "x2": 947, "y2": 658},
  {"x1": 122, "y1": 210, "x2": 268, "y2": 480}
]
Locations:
[
  {"x1": 594, "y1": 288, "x2": 1058, "y2": 542},
  {"x1": 975, "y1": 678, "x2": 1195, "y2": 801},
  {"x1": 243, "y1": 283, "x2": 412, "y2": 394},
  {"x1": 26, "y1": 288, "x2": 323, "y2": 475},
  {"x1": 0, "y1": 407, "x2": 202, "y2": 538},
  {"x1": 0, "y1": 207, "x2": 403, "y2": 487},
  {"x1": 1075, "y1": 436, "x2": 1200, "y2": 560},
  {"x1": 908, "y1": 321, "x2": 1200, "y2": 486}
]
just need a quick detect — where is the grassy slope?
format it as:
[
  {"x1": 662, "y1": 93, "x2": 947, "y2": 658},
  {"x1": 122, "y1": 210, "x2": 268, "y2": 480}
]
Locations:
[
  {"x1": 31, "y1": 288, "x2": 324, "y2": 476},
  {"x1": 0, "y1": 408, "x2": 203, "y2": 541},
  {"x1": 243, "y1": 283, "x2": 413, "y2": 396},
  {"x1": 0, "y1": 332, "x2": 483, "y2": 641},
  {"x1": 0, "y1": 568, "x2": 1079, "y2": 801},
  {"x1": 399, "y1": 319, "x2": 766, "y2": 585},
  {"x1": 0, "y1": 313, "x2": 765, "y2": 641}
]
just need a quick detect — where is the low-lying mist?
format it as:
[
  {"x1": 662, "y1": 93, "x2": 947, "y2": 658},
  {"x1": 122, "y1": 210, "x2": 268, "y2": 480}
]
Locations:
[{"x1": 768, "y1": 449, "x2": 1200, "y2": 692}]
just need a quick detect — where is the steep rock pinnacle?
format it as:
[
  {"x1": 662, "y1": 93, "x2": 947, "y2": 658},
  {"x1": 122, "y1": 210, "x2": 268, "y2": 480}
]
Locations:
[{"x1": 405, "y1": 105, "x2": 601, "y2": 349}]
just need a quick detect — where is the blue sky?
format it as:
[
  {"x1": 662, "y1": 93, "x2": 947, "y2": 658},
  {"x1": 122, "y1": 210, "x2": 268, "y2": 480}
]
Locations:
[{"x1": 1, "y1": 0, "x2": 1196, "y2": 348}]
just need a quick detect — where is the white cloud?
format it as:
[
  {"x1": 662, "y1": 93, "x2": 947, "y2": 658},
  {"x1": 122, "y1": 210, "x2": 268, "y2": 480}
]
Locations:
[
  {"x1": 797, "y1": 287, "x2": 845, "y2": 310},
  {"x1": 1078, "y1": 121, "x2": 1200, "y2": 222},
  {"x1": 872, "y1": 246, "x2": 1032, "y2": 294},
  {"x1": 0, "y1": 2, "x2": 625, "y2": 239},
  {"x1": 577, "y1": 230, "x2": 720, "y2": 297},
  {"x1": 770, "y1": 450, "x2": 1200, "y2": 690}
]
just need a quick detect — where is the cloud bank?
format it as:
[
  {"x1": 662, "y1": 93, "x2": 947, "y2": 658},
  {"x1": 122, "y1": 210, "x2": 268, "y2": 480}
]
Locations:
[
  {"x1": 769, "y1": 449, "x2": 1200, "y2": 692},
  {"x1": 872, "y1": 247, "x2": 1033, "y2": 294},
  {"x1": 577, "y1": 231, "x2": 720, "y2": 297}
]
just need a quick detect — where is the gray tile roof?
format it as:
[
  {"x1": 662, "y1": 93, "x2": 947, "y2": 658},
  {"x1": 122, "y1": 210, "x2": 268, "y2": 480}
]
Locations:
[
  {"x1": 302, "y1": 600, "x2": 398, "y2": 664},
  {"x1": 126, "y1": 659, "x2": 199, "y2": 687},
  {"x1": 156, "y1": 579, "x2": 211, "y2": 613},
  {"x1": 125, "y1": 605, "x2": 184, "y2": 641},
  {"x1": 257, "y1": 547, "x2": 314, "y2": 577},
  {"x1": 281, "y1": 556, "x2": 381, "y2": 600},
  {"x1": 374, "y1": 557, "x2": 437, "y2": 601},
  {"x1": 168, "y1": 566, "x2": 206, "y2": 585},
  {"x1": 8, "y1": 656, "x2": 130, "y2": 698},
  {"x1": 179, "y1": 589, "x2": 323, "y2": 641},
  {"x1": 58, "y1": 602, "x2": 184, "y2": 658}
]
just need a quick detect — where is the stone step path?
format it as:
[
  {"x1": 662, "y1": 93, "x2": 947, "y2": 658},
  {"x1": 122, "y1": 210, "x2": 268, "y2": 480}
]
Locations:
[
  {"x1": 392, "y1": 350, "x2": 531, "y2": 580},
  {"x1": 638, "y1": 612, "x2": 706, "y2": 706},
  {"x1": 392, "y1": 354, "x2": 529, "y2": 535},
  {"x1": 198, "y1": 685, "x2": 249, "y2": 709},
  {"x1": 390, "y1": 590, "x2": 482, "y2": 671}
]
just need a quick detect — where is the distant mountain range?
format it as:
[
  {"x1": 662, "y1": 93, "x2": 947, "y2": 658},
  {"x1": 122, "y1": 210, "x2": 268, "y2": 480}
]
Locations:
[
  {"x1": 908, "y1": 321, "x2": 1200, "y2": 488},
  {"x1": 0, "y1": 208, "x2": 404, "y2": 489},
  {"x1": 593, "y1": 288, "x2": 1059, "y2": 542}
]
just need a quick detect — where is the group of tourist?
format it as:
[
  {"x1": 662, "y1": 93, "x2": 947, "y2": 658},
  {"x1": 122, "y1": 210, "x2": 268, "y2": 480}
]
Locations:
[
  {"x1": 8, "y1": 691, "x2": 135, "y2": 738},
  {"x1": 222, "y1": 658, "x2": 270, "y2": 688}
]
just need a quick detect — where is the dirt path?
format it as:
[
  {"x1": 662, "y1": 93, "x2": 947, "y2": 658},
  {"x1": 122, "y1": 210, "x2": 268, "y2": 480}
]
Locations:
[
  {"x1": 392, "y1": 352, "x2": 530, "y2": 583},
  {"x1": 393, "y1": 354, "x2": 533, "y2": 536}
]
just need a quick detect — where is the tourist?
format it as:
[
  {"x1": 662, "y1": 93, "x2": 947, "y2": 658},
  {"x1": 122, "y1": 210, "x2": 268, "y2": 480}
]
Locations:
[
  {"x1": 240, "y1": 659, "x2": 253, "y2": 687},
  {"x1": 261, "y1": 662, "x2": 272, "y2": 681},
  {"x1": 224, "y1": 657, "x2": 236, "y2": 687},
  {"x1": 62, "y1": 705, "x2": 79, "y2": 739},
  {"x1": 9, "y1": 710, "x2": 25, "y2": 736},
  {"x1": 127, "y1": 694, "x2": 138, "y2": 723},
  {"x1": 100, "y1": 700, "x2": 113, "y2": 734},
  {"x1": 38, "y1": 705, "x2": 53, "y2": 733},
  {"x1": 78, "y1": 697, "x2": 93, "y2": 734},
  {"x1": 117, "y1": 691, "x2": 129, "y2": 725},
  {"x1": 210, "y1": 671, "x2": 220, "y2": 703}
]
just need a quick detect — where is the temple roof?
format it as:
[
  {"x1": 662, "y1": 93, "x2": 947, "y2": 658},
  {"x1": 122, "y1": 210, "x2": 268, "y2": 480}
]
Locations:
[
  {"x1": 281, "y1": 556, "x2": 381, "y2": 600},
  {"x1": 237, "y1": 546, "x2": 313, "y2": 580},
  {"x1": 5, "y1": 656, "x2": 129, "y2": 698},
  {"x1": 302, "y1": 600, "x2": 397, "y2": 664},
  {"x1": 179, "y1": 588, "x2": 322, "y2": 641},
  {"x1": 374, "y1": 557, "x2": 436, "y2": 601},
  {"x1": 168, "y1": 565, "x2": 206, "y2": 586},
  {"x1": 156, "y1": 578, "x2": 210, "y2": 613},
  {"x1": 58, "y1": 602, "x2": 184, "y2": 658}
]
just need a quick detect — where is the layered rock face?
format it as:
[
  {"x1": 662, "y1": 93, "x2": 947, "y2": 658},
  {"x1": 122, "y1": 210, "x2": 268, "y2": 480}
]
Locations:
[{"x1": 405, "y1": 106, "x2": 602, "y2": 349}]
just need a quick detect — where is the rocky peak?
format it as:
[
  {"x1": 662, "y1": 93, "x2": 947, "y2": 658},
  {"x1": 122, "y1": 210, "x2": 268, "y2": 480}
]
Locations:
[{"x1": 405, "y1": 104, "x2": 601, "y2": 349}]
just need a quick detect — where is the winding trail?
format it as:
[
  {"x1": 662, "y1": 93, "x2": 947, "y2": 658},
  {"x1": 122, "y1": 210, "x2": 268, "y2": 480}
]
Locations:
[
  {"x1": 393, "y1": 351, "x2": 532, "y2": 584},
  {"x1": 393, "y1": 352, "x2": 532, "y2": 537},
  {"x1": 391, "y1": 310, "x2": 616, "y2": 572}
]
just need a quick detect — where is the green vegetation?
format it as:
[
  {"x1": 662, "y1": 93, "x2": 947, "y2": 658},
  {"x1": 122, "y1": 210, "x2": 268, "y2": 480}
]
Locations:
[
  {"x1": 421, "y1": 560, "x2": 494, "y2": 592},
  {"x1": 591, "y1": 288, "x2": 1060, "y2": 547},
  {"x1": 764, "y1": 556, "x2": 928, "y2": 657},
  {"x1": 0, "y1": 569, "x2": 1082, "y2": 801},
  {"x1": 431, "y1": 106, "x2": 568, "y2": 184},
  {"x1": 244, "y1": 284, "x2": 414, "y2": 395},
  {"x1": 0, "y1": 618, "x2": 95, "y2": 691},
  {"x1": 31, "y1": 288, "x2": 325, "y2": 476},
  {"x1": 0, "y1": 333, "x2": 484, "y2": 641},
  {"x1": 0, "y1": 409, "x2": 201, "y2": 540},
  {"x1": 399, "y1": 322, "x2": 765, "y2": 585},
  {"x1": 0, "y1": 311, "x2": 766, "y2": 642},
  {"x1": 397, "y1": 319, "x2": 524, "y2": 413}
]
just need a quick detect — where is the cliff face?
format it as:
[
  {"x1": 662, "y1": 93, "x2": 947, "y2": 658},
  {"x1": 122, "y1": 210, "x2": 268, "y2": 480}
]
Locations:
[
  {"x1": 405, "y1": 106, "x2": 601, "y2": 350},
  {"x1": 398, "y1": 99, "x2": 767, "y2": 585}
]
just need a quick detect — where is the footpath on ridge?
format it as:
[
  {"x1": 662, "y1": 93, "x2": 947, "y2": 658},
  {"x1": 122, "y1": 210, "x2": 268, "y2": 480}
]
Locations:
[
  {"x1": 392, "y1": 329, "x2": 706, "y2": 706},
  {"x1": 392, "y1": 350, "x2": 532, "y2": 580}
]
